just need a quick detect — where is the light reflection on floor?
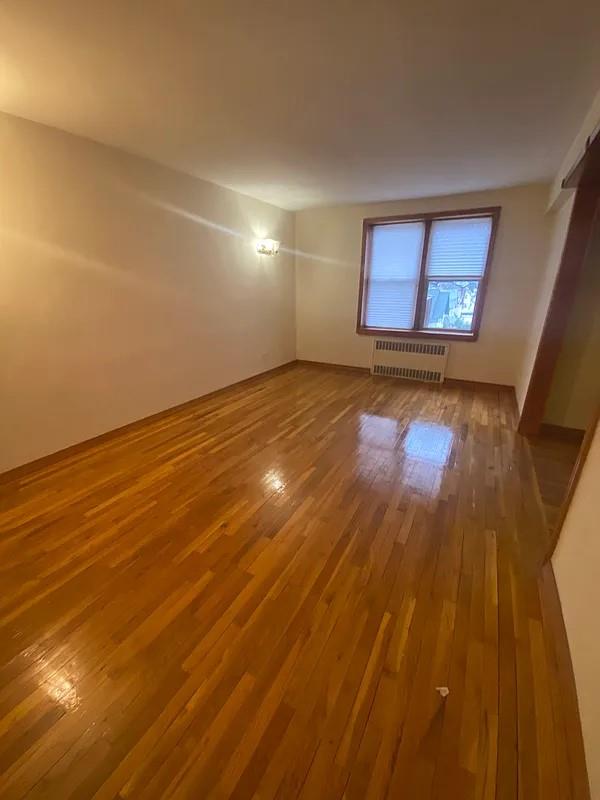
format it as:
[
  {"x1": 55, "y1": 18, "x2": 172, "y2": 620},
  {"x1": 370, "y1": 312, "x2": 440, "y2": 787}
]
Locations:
[
  {"x1": 263, "y1": 468, "x2": 286, "y2": 494},
  {"x1": 357, "y1": 414, "x2": 454, "y2": 494},
  {"x1": 37, "y1": 656, "x2": 81, "y2": 711},
  {"x1": 402, "y1": 421, "x2": 454, "y2": 466},
  {"x1": 358, "y1": 413, "x2": 399, "y2": 450}
]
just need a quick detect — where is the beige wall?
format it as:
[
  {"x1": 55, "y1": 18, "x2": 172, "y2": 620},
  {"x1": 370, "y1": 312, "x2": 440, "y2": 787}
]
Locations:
[
  {"x1": 544, "y1": 221, "x2": 600, "y2": 430},
  {"x1": 515, "y1": 194, "x2": 575, "y2": 410},
  {"x1": 295, "y1": 184, "x2": 551, "y2": 388},
  {"x1": 0, "y1": 113, "x2": 295, "y2": 473},
  {"x1": 553, "y1": 422, "x2": 600, "y2": 799}
]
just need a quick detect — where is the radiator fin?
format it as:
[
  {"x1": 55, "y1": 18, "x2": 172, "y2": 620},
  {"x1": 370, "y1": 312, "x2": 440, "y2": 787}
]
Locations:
[{"x1": 374, "y1": 339, "x2": 447, "y2": 356}]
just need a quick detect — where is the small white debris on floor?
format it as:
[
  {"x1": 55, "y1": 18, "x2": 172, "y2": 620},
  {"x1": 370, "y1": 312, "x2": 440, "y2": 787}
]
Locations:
[{"x1": 435, "y1": 686, "x2": 450, "y2": 698}]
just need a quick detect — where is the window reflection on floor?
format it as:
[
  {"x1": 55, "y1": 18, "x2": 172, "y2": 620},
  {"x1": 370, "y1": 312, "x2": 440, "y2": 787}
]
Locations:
[
  {"x1": 356, "y1": 413, "x2": 400, "y2": 489},
  {"x1": 358, "y1": 412, "x2": 399, "y2": 450},
  {"x1": 402, "y1": 421, "x2": 454, "y2": 466},
  {"x1": 357, "y1": 414, "x2": 454, "y2": 495}
]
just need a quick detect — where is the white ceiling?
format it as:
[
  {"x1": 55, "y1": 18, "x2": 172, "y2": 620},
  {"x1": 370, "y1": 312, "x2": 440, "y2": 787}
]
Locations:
[{"x1": 1, "y1": 0, "x2": 599, "y2": 210}]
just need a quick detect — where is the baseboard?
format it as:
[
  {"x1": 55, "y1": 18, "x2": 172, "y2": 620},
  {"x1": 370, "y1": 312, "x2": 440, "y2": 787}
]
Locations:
[
  {"x1": 3, "y1": 361, "x2": 521, "y2": 483},
  {"x1": 296, "y1": 359, "x2": 370, "y2": 374},
  {"x1": 298, "y1": 360, "x2": 515, "y2": 392},
  {"x1": 443, "y1": 377, "x2": 515, "y2": 392},
  {"x1": 1, "y1": 360, "x2": 297, "y2": 483},
  {"x1": 539, "y1": 423, "x2": 586, "y2": 443}
]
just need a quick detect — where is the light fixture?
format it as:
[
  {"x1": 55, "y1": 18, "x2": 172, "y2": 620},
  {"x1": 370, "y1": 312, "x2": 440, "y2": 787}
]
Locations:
[{"x1": 256, "y1": 238, "x2": 280, "y2": 256}]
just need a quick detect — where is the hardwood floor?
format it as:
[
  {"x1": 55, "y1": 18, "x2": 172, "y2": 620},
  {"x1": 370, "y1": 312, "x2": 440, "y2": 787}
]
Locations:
[
  {"x1": 528, "y1": 433, "x2": 581, "y2": 533},
  {"x1": 0, "y1": 364, "x2": 589, "y2": 799}
]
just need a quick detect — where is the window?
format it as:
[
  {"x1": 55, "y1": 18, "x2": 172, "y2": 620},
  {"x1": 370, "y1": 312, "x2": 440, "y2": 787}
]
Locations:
[{"x1": 356, "y1": 207, "x2": 500, "y2": 340}]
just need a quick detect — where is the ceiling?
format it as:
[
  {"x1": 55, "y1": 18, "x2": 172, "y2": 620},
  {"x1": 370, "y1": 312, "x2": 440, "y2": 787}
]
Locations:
[{"x1": 1, "y1": 0, "x2": 599, "y2": 210}]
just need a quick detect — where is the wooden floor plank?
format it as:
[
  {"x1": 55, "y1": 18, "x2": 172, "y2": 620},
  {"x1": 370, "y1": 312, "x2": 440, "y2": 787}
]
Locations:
[{"x1": 0, "y1": 364, "x2": 590, "y2": 799}]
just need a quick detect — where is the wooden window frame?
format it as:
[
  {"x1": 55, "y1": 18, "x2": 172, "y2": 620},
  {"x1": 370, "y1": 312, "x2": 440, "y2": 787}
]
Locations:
[{"x1": 356, "y1": 206, "x2": 501, "y2": 341}]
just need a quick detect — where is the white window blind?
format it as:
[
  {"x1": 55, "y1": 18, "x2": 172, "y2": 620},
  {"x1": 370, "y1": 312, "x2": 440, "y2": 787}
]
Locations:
[
  {"x1": 363, "y1": 222, "x2": 425, "y2": 329},
  {"x1": 426, "y1": 217, "x2": 492, "y2": 277}
]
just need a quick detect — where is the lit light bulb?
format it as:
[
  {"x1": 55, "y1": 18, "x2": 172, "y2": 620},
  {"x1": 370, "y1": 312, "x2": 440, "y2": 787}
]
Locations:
[{"x1": 256, "y1": 238, "x2": 280, "y2": 256}]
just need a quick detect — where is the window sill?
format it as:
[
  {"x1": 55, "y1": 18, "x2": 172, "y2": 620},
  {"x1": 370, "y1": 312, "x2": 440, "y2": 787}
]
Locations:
[{"x1": 356, "y1": 326, "x2": 479, "y2": 342}]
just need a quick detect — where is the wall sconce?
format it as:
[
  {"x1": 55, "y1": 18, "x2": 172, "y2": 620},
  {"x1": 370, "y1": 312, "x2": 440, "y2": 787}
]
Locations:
[{"x1": 256, "y1": 238, "x2": 280, "y2": 256}]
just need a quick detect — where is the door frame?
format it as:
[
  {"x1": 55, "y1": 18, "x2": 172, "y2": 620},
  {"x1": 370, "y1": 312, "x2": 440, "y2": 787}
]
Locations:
[
  {"x1": 518, "y1": 185, "x2": 599, "y2": 436},
  {"x1": 517, "y1": 129, "x2": 600, "y2": 560}
]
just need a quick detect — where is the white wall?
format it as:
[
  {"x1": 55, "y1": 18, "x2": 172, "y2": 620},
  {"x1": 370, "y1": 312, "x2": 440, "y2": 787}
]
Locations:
[
  {"x1": 544, "y1": 221, "x2": 600, "y2": 430},
  {"x1": 0, "y1": 113, "x2": 296, "y2": 473},
  {"x1": 295, "y1": 184, "x2": 551, "y2": 387},
  {"x1": 553, "y1": 421, "x2": 600, "y2": 799}
]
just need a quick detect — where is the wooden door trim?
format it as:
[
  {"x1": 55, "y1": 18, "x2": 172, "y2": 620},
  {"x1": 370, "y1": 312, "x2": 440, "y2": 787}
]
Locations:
[
  {"x1": 518, "y1": 185, "x2": 599, "y2": 436},
  {"x1": 520, "y1": 126, "x2": 600, "y2": 561},
  {"x1": 546, "y1": 406, "x2": 599, "y2": 561}
]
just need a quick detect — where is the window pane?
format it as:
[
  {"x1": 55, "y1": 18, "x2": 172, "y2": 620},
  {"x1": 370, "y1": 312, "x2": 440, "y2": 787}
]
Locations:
[
  {"x1": 365, "y1": 279, "x2": 420, "y2": 329},
  {"x1": 427, "y1": 217, "x2": 492, "y2": 278},
  {"x1": 423, "y1": 280, "x2": 479, "y2": 331},
  {"x1": 364, "y1": 222, "x2": 424, "y2": 329}
]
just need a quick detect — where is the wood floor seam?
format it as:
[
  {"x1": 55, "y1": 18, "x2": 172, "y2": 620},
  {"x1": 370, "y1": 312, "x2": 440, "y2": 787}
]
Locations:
[{"x1": 0, "y1": 364, "x2": 589, "y2": 799}]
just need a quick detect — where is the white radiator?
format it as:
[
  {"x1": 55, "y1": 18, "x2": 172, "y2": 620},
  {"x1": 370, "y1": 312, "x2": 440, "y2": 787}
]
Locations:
[{"x1": 371, "y1": 338, "x2": 449, "y2": 383}]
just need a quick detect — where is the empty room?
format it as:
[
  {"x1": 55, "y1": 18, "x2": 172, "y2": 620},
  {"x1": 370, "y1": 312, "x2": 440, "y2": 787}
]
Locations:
[{"x1": 1, "y1": 1, "x2": 600, "y2": 798}]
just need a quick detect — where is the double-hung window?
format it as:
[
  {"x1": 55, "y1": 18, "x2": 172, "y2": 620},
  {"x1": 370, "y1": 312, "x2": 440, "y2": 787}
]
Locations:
[{"x1": 356, "y1": 207, "x2": 500, "y2": 340}]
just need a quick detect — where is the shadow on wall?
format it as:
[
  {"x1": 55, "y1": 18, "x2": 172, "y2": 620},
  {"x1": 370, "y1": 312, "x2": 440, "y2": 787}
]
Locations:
[{"x1": 543, "y1": 218, "x2": 600, "y2": 431}]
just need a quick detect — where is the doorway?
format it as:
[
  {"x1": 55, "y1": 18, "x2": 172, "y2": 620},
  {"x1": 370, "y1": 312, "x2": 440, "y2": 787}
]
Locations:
[{"x1": 519, "y1": 130, "x2": 600, "y2": 557}]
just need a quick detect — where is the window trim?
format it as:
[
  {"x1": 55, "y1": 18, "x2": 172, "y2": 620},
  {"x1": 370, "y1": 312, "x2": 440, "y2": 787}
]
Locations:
[{"x1": 356, "y1": 206, "x2": 501, "y2": 341}]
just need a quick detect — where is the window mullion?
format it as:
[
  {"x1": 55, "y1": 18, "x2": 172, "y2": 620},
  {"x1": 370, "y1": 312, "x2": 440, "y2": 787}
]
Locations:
[{"x1": 413, "y1": 219, "x2": 432, "y2": 330}]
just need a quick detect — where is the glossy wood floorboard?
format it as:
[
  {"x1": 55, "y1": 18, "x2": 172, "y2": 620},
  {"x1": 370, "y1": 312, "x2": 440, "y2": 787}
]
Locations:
[
  {"x1": 0, "y1": 364, "x2": 589, "y2": 799},
  {"x1": 528, "y1": 434, "x2": 581, "y2": 533}
]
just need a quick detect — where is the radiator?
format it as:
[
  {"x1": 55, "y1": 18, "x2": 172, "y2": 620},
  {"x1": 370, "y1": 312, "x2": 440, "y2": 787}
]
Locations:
[{"x1": 371, "y1": 338, "x2": 449, "y2": 383}]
